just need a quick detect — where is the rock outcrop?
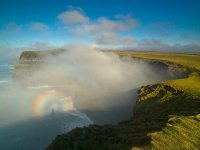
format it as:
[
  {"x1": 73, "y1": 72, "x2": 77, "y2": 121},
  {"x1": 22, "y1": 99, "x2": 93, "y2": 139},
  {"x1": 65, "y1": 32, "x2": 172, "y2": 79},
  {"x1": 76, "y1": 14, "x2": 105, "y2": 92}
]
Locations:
[{"x1": 14, "y1": 49, "x2": 66, "y2": 80}]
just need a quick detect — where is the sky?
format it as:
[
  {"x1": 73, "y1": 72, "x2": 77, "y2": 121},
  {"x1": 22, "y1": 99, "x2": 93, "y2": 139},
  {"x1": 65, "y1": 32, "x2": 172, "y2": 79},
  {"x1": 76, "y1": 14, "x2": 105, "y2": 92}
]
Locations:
[{"x1": 0, "y1": 0, "x2": 200, "y2": 53}]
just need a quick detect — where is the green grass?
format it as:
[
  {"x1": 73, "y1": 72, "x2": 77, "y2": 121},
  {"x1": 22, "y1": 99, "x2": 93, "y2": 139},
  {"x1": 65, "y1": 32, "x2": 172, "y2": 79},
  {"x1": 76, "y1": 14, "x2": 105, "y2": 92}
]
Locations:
[
  {"x1": 114, "y1": 51, "x2": 200, "y2": 70},
  {"x1": 132, "y1": 72, "x2": 200, "y2": 149},
  {"x1": 147, "y1": 72, "x2": 200, "y2": 150},
  {"x1": 116, "y1": 72, "x2": 200, "y2": 150},
  {"x1": 151, "y1": 115, "x2": 200, "y2": 150},
  {"x1": 166, "y1": 72, "x2": 200, "y2": 95}
]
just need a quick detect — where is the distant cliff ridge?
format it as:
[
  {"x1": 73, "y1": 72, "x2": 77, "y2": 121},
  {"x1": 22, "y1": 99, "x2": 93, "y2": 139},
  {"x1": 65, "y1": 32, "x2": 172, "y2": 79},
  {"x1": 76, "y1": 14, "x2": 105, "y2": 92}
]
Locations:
[
  {"x1": 14, "y1": 49, "x2": 193, "y2": 82},
  {"x1": 19, "y1": 49, "x2": 65, "y2": 64},
  {"x1": 14, "y1": 49, "x2": 66, "y2": 80}
]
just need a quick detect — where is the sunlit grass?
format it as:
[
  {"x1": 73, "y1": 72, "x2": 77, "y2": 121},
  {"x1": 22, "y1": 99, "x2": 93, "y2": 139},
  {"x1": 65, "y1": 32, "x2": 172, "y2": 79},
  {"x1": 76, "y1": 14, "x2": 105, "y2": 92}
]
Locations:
[
  {"x1": 165, "y1": 72, "x2": 200, "y2": 95},
  {"x1": 145, "y1": 73, "x2": 200, "y2": 150},
  {"x1": 151, "y1": 115, "x2": 200, "y2": 150},
  {"x1": 114, "y1": 51, "x2": 200, "y2": 70},
  {"x1": 128, "y1": 71, "x2": 200, "y2": 149}
]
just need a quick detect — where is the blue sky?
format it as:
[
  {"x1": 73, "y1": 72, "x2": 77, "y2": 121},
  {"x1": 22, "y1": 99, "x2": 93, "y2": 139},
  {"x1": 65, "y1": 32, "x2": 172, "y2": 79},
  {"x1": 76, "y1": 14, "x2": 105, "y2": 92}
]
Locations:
[{"x1": 0, "y1": 0, "x2": 200, "y2": 52}]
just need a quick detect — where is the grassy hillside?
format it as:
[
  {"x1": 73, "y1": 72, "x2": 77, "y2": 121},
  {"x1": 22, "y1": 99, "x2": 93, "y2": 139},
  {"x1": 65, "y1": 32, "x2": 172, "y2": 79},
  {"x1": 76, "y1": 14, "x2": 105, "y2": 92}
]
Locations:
[
  {"x1": 136, "y1": 72, "x2": 200, "y2": 149},
  {"x1": 45, "y1": 51, "x2": 200, "y2": 150},
  {"x1": 114, "y1": 51, "x2": 200, "y2": 70},
  {"x1": 148, "y1": 72, "x2": 200, "y2": 150},
  {"x1": 151, "y1": 115, "x2": 200, "y2": 150}
]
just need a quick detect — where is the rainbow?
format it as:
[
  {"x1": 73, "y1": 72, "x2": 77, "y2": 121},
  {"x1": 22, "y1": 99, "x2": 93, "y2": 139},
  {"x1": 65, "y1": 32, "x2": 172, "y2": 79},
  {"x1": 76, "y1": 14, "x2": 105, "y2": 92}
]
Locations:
[{"x1": 32, "y1": 90, "x2": 74, "y2": 117}]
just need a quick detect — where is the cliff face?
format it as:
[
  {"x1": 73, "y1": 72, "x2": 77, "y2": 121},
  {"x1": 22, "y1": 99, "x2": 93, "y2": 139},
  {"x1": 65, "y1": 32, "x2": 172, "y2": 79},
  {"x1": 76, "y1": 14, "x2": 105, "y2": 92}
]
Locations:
[
  {"x1": 14, "y1": 49, "x2": 65, "y2": 80},
  {"x1": 136, "y1": 59, "x2": 193, "y2": 79},
  {"x1": 19, "y1": 49, "x2": 65, "y2": 64},
  {"x1": 46, "y1": 73, "x2": 200, "y2": 150}
]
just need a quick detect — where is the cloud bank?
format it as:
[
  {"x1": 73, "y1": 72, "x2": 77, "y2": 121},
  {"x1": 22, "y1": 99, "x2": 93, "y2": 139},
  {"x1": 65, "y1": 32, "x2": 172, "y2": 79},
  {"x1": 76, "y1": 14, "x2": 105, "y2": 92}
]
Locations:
[{"x1": 0, "y1": 45, "x2": 175, "y2": 127}]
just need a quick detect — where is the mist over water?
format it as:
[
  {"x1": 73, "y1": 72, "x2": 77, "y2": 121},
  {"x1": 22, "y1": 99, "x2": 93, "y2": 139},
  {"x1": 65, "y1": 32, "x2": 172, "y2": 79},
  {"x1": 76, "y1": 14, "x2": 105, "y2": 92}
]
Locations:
[
  {"x1": 0, "y1": 46, "x2": 176, "y2": 150},
  {"x1": 29, "y1": 46, "x2": 167, "y2": 109}
]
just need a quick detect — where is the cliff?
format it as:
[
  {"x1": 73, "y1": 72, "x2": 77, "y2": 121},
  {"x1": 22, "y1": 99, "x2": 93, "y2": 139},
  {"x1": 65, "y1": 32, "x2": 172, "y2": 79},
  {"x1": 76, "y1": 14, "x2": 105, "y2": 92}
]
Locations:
[
  {"x1": 14, "y1": 50, "x2": 200, "y2": 149},
  {"x1": 14, "y1": 49, "x2": 66, "y2": 80},
  {"x1": 46, "y1": 72, "x2": 200, "y2": 150},
  {"x1": 14, "y1": 49, "x2": 194, "y2": 81},
  {"x1": 45, "y1": 51, "x2": 200, "y2": 150}
]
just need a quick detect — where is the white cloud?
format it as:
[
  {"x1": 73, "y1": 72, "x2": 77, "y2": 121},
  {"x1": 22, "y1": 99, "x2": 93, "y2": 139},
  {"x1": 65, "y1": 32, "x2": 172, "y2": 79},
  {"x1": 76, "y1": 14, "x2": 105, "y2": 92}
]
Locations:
[
  {"x1": 137, "y1": 39, "x2": 200, "y2": 53},
  {"x1": 31, "y1": 22, "x2": 48, "y2": 31},
  {"x1": 0, "y1": 43, "x2": 21, "y2": 63},
  {"x1": 97, "y1": 33, "x2": 135, "y2": 45},
  {"x1": 1, "y1": 22, "x2": 22, "y2": 36},
  {"x1": 58, "y1": 10, "x2": 138, "y2": 46},
  {"x1": 114, "y1": 13, "x2": 138, "y2": 30},
  {"x1": 28, "y1": 41, "x2": 55, "y2": 50},
  {"x1": 57, "y1": 7, "x2": 89, "y2": 25},
  {"x1": 71, "y1": 14, "x2": 138, "y2": 35},
  {"x1": 0, "y1": 41, "x2": 58, "y2": 64},
  {"x1": 56, "y1": 7, "x2": 138, "y2": 46}
]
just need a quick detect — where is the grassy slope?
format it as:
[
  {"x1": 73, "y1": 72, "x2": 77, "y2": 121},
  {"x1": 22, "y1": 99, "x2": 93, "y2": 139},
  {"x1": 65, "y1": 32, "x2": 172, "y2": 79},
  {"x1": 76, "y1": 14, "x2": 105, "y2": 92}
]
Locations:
[
  {"x1": 114, "y1": 51, "x2": 200, "y2": 70},
  {"x1": 121, "y1": 52, "x2": 200, "y2": 149},
  {"x1": 151, "y1": 115, "x2": 200, "y2": 150},
  {"x1": 111, "y1": 72, "x2": 200, "y2": 150},
  {"x1": 46, "y1": 51, "x2": 200, "y2": 150},
  {"x1": 149, "y1": 72, "x2": 200, "y2": 150},
  {"x1": 139, "y1": 72, "x2": 200, "y2": 150}
]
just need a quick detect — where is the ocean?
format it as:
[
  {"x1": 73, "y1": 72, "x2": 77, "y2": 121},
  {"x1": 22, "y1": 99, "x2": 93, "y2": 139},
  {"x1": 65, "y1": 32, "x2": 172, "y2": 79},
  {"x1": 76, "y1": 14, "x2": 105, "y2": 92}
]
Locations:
[
  {"x1": 0, "y1": 63, "x2": 92, "y2": 150},
  {"x1": 0, "y1": 64, "x2": 13, "y2": 88}
]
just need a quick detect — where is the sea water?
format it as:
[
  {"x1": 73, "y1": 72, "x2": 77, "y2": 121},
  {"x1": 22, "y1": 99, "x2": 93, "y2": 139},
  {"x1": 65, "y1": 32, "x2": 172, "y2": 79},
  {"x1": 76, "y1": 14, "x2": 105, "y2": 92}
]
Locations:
[
  {"x1": 0, "y1": 64, "x2": 13, "y2": 88},
  {"x1": 0, "y1": 63, "x2": 92, "y2": 150}
]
